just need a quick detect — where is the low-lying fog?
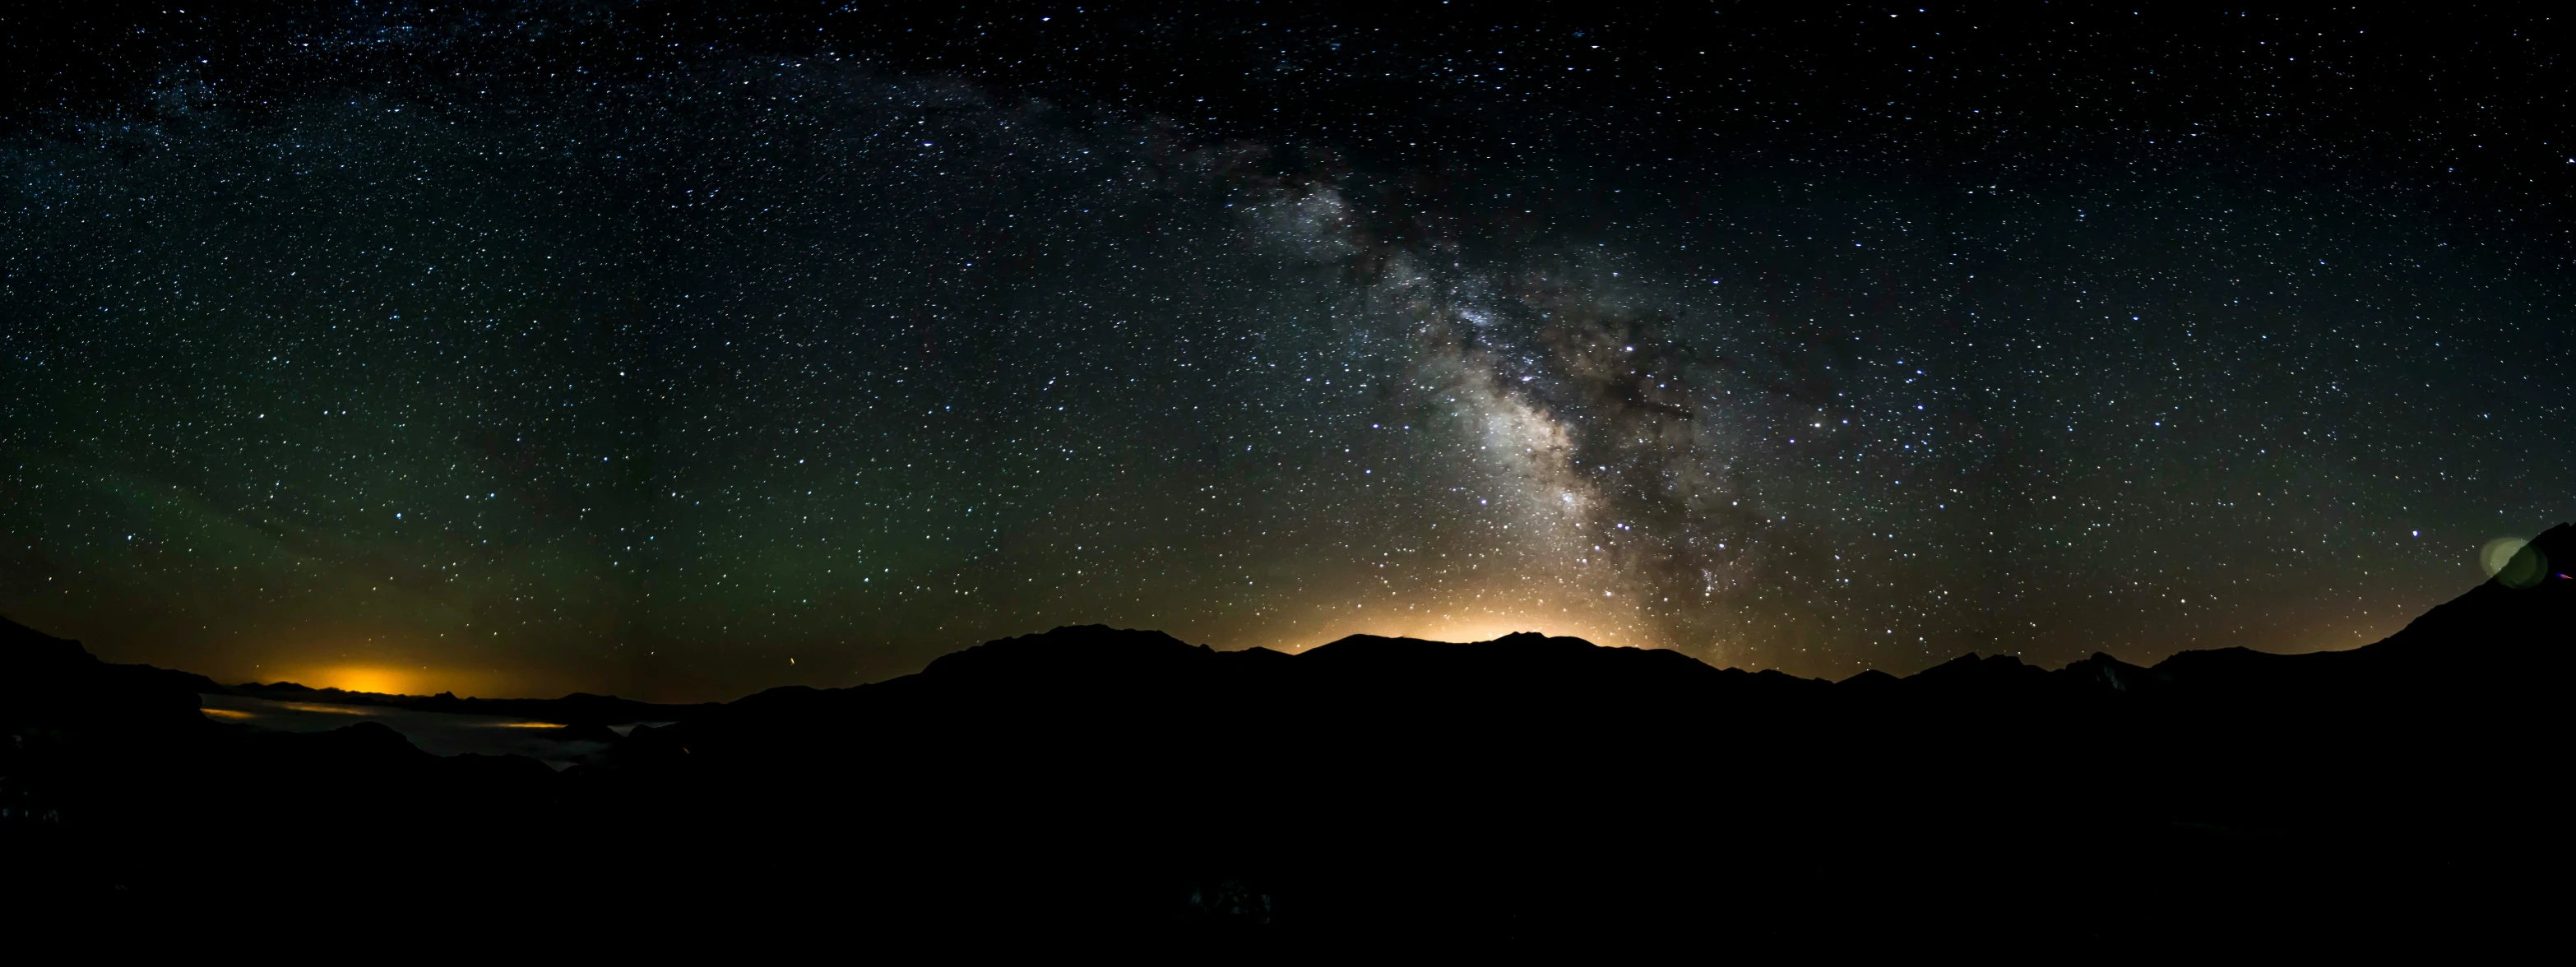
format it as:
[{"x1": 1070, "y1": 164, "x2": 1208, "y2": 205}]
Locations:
[{"x1": 196, "y1": 693, "x2": 665, "y2": 770}]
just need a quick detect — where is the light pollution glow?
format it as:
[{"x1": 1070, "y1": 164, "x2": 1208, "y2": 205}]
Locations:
[{"x1": 253, "y1": 663, "x2": 513, "y2": 699}]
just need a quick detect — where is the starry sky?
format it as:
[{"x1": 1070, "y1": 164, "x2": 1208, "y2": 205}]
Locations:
[{"x1": 4, "y1": 5, "x2": 2571, "y2": 701}]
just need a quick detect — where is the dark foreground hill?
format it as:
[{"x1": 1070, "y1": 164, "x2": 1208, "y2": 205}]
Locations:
[{"x1": 4, "y1": 526, "x2": 2569, "y2": 951}]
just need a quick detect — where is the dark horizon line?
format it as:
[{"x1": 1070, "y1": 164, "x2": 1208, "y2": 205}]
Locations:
[{"x1": 0, "y1": 617, "x2": 2402, "y2": 709}]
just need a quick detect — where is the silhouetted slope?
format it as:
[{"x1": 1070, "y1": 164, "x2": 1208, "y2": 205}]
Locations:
[
  {"x1": 2, "y1": 525, "x2": 2565, "y2": 947},
  {"x1": 1, "y1": 615, "x2": 223, "y2": 735},
  {"x1": 0, "y1": 617, "x2": 562, "y2": 914}
]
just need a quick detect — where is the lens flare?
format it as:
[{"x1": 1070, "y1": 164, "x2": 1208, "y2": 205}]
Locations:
[{"x1": 2481, "y1": 537, "x2": 2549, "y2": 590}]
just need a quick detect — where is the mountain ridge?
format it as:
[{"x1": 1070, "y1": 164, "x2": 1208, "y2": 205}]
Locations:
[{"x1": 2, "y1": 524, "x2": 2565, "y2": 947}]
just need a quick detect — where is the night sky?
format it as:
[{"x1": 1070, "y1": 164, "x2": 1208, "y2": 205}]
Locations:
[{"x1": 4, "y1": 5, "x2": 2570, "y2": 701}]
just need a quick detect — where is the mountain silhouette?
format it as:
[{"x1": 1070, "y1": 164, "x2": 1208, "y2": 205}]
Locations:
[{"x1": 2, "y1": 525, "x2": 2565, "y2": 950}]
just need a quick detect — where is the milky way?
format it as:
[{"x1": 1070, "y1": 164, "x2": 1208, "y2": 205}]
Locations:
[{"x1": 4, "y1": 8, "x2": 2570, "y2": 699}]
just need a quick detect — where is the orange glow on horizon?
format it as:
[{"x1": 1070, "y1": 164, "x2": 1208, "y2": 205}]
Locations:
[
  {"x1": 297, "y1": 665, "x2": 420, "y2": 696},
  {"x1": 1235, "y1": 601, "x2": 1645, "y2": 655},
  {"x1": 262, "y1": 662, "x2": 513, "y2": 698}
]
